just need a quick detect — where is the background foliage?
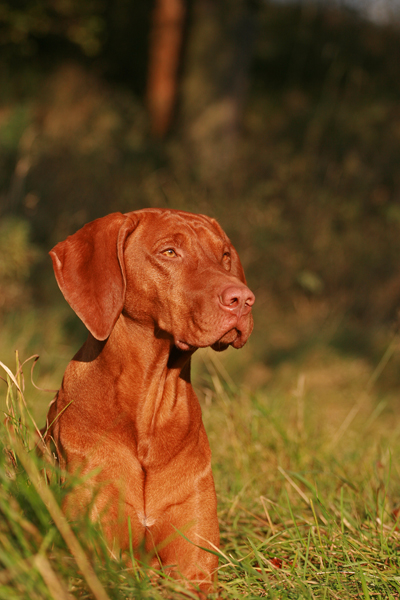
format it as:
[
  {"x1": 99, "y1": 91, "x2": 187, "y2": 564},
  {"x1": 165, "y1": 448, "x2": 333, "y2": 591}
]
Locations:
[
  {"x1": 2, "y1": 1, "x2": 400, "y2": 598},
  {"x1": 2, "y1": 1, "x2": 400, "y2": 394}
]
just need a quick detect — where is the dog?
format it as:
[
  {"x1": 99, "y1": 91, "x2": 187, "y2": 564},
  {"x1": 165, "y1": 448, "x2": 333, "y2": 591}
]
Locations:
[{"x1": 43, "y1": 208, "x2": 254, "y2": 594}]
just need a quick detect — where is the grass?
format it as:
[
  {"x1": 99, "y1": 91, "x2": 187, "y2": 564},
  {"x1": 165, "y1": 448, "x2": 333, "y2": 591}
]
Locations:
[
  {"x1": 1, "y1": 348, "x2": 400, "y2": 599},
  {"x1": 2, "y1": 3, "x2": 400, "y2": 596}
]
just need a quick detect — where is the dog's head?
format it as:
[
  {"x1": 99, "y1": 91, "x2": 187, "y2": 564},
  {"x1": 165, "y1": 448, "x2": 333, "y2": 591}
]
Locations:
[{"x1": 50, "y1": 209, "x2": 254, "y2": 351}]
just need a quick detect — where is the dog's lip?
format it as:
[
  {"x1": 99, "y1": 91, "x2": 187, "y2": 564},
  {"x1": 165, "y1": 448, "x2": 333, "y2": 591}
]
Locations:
[
  {"x1": 176, "y1": 325, "x2": 244, "y2": 352},
  {"x1": 216, "y1": 328, "x2": 239, "y2": 345},
  {"x1": 175, "y1": 339, "x2": 196, "y2": 351},
  {"x1": 209, "y1": 328, "x2": 240, "y2": 352}
]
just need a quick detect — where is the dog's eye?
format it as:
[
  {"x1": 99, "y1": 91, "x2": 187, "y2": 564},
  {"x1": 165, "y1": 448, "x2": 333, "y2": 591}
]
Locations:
[
  {"x1": 162, "y1": 248, "x2": 177, "y2": 257},
  {"x1": 222, "y1": 252, "x2": 231, "y2": 270}
]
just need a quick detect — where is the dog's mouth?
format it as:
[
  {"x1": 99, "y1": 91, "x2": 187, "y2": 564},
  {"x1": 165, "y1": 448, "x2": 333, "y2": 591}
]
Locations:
[
  {"x1": 175, "y1": 339, "x2": 197, "y2": 352},
  {"x1": 211, "y1": 328, "x2": 241, "y2": 352},
  {"x1": 175, "y1": 328, "x2": 243, "y2": 353}
]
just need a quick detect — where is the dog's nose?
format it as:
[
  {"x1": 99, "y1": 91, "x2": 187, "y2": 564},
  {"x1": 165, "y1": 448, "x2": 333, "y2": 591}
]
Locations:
[{"x1": 219, "y1": 285, "x2": 255, "y2": 316}]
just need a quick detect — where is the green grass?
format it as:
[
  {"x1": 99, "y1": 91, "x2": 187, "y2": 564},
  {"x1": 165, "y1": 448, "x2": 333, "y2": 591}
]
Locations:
[{"x1": 1, "y1": 349, "x2": 400, "y2": 599}]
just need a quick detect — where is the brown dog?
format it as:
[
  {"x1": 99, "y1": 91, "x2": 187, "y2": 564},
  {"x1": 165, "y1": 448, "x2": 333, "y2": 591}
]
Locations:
[{"x1": 43, "y1": 208, "x2": 254, "y2": 593}]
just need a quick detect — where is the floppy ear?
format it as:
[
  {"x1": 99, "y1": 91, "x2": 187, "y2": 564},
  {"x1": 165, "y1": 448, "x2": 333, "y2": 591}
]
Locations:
[{"x1": 50, "y1": 212, "x2": 138, "y2": 341}]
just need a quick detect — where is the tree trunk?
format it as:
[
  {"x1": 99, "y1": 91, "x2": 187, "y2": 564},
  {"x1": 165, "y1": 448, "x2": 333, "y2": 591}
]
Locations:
[{"x1": 147, "y1": 0, "x2": 186, "y2": 138}]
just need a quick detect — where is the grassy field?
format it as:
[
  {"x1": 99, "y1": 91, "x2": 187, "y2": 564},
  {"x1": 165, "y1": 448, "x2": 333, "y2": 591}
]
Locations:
[
  {"x1": 2, "y1": 3, "x2": 400, "y2": 597},
  {"x1": 1, "y1": 343, "x2": 400, "y2": 600}
]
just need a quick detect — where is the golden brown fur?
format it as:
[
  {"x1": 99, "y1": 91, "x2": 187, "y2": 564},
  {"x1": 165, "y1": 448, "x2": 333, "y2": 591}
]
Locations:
[{"x1": 43, "y1": 208, "x2": 254, "y2": 593}]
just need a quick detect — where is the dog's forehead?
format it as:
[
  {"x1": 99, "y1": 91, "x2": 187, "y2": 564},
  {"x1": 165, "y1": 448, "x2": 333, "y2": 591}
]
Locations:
[{"x1": 130, "y1": 209, "x2": 229, "y2": 246}]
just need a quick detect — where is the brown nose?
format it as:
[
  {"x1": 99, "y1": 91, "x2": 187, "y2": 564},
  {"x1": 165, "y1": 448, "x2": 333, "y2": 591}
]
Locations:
[{"x1": 219, "y1": 285, "x2": 255, "y2": 316}]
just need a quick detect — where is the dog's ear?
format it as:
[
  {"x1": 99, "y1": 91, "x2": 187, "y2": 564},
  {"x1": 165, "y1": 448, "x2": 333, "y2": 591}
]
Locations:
[{"x1": 50, "y1": 213, "x2": 138, "y2": 340}]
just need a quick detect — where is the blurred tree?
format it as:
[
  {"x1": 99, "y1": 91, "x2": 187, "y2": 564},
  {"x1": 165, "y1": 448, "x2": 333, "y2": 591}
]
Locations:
[
  {"x1": 0, "y1": 0, "x2": 257, "y2": 154},
  {"x1": 146, "y1": 0, "x2": 186, "y2": 138}
]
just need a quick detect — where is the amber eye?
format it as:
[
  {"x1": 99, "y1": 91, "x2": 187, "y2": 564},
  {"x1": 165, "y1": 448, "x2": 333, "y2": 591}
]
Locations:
[
  {"x1": 162, "y1": 248, "x2": 177, "y2": 257},
  {"x1": 222, "y1": 251, "x2": 231, "y2": 269}
]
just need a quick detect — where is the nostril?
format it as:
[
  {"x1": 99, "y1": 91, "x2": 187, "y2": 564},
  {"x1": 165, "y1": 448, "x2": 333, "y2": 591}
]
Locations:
[
  {"x1": 245, "y1": 292, "x2": 255, "y2": 307},
  {"x1": 219, "y1": 285, "x2": 255, "y2": 312},
  {"x1": 219, "y1": 293, "x2": 237, "y2": 306}
]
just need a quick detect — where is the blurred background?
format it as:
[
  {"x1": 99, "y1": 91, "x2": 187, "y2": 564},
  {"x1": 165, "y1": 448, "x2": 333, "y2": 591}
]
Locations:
[{"x1": 2, "y1": 0, "x2": 400, "y2": 421}]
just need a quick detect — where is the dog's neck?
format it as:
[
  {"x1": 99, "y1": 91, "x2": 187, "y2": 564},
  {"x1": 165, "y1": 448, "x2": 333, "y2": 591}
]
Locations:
[
  {"x1": 70, "y1": 313, "x2": 200, "y2": 461},
  {"x1": 76, "y1": 313, "x2": 193, "y2": 369}
]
